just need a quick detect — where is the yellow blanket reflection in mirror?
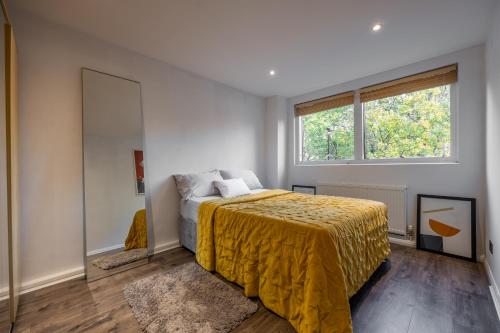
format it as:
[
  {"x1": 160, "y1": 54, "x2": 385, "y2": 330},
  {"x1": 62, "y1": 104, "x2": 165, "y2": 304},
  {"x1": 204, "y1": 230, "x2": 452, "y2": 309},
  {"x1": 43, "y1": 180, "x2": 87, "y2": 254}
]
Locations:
[
  {"x1": 197, "y1": 189, "x2": 390, "y2": 333},
  {"x1": 125, "y1": 209, "x2": 147, "y2": 250}
]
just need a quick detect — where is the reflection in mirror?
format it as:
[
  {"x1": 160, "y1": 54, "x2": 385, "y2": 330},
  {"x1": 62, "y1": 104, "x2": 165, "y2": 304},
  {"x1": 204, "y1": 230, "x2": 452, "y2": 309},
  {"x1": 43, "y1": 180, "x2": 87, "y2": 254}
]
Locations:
[{"x1": 82, "y1": 69, "x2": 148, "y2": 282}]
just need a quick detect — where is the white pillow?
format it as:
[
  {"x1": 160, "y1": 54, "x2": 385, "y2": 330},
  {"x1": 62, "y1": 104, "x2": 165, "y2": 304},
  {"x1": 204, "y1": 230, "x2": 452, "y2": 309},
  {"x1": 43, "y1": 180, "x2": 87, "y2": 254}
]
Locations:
[
  {"x1": 173, "y1": 170, "x2": 223, "y2": 200},
  {"x1": 219, "y1": 169, "x2": 263, "y2": 190},
  {"x1": 213, "y1": 178, "x2": 251, "y2": 198}
]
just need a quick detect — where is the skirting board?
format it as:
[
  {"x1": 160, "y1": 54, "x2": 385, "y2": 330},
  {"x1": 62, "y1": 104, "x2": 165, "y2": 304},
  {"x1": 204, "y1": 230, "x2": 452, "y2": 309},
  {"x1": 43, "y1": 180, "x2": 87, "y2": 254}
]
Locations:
[
  {"x1": 0, "y1": 266, "x2": 85, "y2": 301},
  {"x1": 388, "y1": 236, "x2": 416, "y2": 247},
  {"x1": 87, "y1": 243, "x2": 123, "y2": 256},
  {"x1": 484, "y1": 260, "x2": 500, "y2": 321},
  {"x1": 153, "y1": 240, "x2": 181, "y2": 254},
  {"x1": 90, "y1": 240, "x2": 181, "y2": 257}
]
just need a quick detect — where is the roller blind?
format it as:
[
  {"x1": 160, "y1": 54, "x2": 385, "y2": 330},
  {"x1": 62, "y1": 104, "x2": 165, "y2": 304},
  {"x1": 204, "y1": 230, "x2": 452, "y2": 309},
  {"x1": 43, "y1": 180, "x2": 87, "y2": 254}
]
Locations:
[
  {"x1": 294, "y1": 91, "x2": 354, "y2": 117},
  {"x1": 360, "y1": 64, "x2": 457, "y2": 103}
]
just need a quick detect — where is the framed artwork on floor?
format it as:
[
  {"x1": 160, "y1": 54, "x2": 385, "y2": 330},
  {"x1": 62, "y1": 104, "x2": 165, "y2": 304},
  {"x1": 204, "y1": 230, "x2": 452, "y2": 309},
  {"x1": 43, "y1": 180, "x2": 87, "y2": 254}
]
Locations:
[
  {"x1": 134, "y1": 150, "x2": 145, "y2": 195},
  {"x1": 417, "y1": 194, "x2": 476, "y2": 261},
  {"x1": 292, "y1": 185, "x2": 316, "y2": 195}
]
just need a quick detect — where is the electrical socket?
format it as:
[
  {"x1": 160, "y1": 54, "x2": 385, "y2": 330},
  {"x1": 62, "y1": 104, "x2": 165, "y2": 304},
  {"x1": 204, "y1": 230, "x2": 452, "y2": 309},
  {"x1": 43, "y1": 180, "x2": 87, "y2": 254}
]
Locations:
[{"x1": 490, "y1": 240, "x2": 494, "y2": 255}]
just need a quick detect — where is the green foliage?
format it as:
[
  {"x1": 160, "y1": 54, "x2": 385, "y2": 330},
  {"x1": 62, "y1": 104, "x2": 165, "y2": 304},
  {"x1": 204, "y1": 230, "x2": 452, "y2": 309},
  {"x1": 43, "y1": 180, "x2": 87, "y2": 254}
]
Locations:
[
  {"x1": 301, "y1": 105, "x2": 354, "y2": 161},
  {"x1": 364, "y1": 85, "x2": 450, "y2": 159},
  {"x1": 300, "y1": 85, "x2": 451, "y2": 161}
]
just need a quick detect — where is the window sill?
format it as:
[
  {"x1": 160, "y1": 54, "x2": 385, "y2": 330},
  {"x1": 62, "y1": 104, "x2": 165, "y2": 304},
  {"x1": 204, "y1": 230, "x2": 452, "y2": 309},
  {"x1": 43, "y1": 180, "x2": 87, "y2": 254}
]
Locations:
[{"x1": 295, "y1": 160, "x2": 460, "y2": 167}]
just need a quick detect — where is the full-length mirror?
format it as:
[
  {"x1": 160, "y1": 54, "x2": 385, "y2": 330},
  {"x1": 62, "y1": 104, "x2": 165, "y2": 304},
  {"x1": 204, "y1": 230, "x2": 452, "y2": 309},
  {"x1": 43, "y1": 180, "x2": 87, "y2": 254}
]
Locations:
[{"x1": 82, "y1": 69, "x2": 148, "y2": 282}]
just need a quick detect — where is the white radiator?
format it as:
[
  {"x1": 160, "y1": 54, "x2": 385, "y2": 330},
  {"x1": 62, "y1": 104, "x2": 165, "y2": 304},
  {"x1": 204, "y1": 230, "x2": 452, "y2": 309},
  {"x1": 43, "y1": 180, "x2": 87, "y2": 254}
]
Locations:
[{"x1": 317, "y1": 183, "x2": 407, "y2": 236}]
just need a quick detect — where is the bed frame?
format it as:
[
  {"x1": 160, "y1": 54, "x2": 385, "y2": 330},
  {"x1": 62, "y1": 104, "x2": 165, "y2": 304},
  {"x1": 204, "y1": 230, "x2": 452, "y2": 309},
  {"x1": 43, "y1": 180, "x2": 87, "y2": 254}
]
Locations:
[{"x1": 179, "y1": 217, "x2": 197, "y2": 253}]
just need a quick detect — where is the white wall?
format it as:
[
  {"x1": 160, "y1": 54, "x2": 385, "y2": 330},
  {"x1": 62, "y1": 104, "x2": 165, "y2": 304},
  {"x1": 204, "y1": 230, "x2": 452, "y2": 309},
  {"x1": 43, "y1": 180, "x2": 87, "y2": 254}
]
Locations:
[
  {"x1": 12, "y1": 11, "x2": 265, "y2": 286},
  {"x1": 287, "y1": 45, "x2": 486, "y2": 258},
  {"x1": 485, "y1": 3, "x2": 500, "y2": 290},
  {"x1": 265, "y1": 96, "x2": 287, "y2": 189}
]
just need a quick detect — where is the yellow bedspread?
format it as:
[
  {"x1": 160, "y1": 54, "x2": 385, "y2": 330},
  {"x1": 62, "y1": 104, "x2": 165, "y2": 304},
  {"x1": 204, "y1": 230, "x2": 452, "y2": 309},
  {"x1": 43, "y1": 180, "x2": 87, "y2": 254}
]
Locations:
[
  {"x1": 196, "y1": 190, "x2": 390, "y2": 333},
  {"x1": 125, "y1": 209, "x2": 147, "y2": 250}
]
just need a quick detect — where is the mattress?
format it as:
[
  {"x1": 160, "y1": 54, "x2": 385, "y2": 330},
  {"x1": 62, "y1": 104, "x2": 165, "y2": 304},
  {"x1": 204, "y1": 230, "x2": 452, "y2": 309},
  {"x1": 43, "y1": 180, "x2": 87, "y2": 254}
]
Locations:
[
  {"x1": 179, "y1": 189, "x2": 268, "y2": 253},
  {"x1": 180, "y1": 189, "x2": 268, "y2": 222}
]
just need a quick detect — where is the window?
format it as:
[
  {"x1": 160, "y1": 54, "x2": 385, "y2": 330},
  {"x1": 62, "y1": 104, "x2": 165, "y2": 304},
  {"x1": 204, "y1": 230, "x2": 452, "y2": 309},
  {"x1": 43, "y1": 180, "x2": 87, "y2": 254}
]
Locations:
[
  {"x1": 295, "y1": 64, "x2": 457, "y2": 164},
  {"x1": 295, "y1": 91, "x2": 355, "y2": 162},
  {"x1": 364, "y1": 85, "x2": 451, "y2": 159},
  {"x1": 301, "y1": 104, "x2": 354, "y2": 161}
]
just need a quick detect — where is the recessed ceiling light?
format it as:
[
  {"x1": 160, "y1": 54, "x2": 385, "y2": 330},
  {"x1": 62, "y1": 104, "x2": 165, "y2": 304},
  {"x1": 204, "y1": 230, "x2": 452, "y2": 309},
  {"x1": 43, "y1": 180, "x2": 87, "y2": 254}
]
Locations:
[
  {"x1": 269, "y1": 69, "x2": 276, "y2": 76},
  {"x1": 372, "y1": 23, "x2": 382, "y2": 32}
]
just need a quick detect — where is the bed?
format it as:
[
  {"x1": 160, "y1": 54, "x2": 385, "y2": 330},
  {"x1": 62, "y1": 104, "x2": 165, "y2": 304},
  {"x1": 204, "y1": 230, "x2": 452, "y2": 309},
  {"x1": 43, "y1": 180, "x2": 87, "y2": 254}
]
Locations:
[{"x1": 179, "y1": 188, "x2": 390, "y2": 333}]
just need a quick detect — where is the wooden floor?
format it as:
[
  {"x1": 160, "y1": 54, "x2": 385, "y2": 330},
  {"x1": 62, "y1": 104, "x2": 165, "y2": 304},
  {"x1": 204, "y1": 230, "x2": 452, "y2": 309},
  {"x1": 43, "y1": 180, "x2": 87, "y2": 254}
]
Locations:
[
  {"x1": 0, "y1": 299, "x2": 10, "y2": 333},
  {"x1": 12, "y1": 244, "x2": 500, "y2": 333}
]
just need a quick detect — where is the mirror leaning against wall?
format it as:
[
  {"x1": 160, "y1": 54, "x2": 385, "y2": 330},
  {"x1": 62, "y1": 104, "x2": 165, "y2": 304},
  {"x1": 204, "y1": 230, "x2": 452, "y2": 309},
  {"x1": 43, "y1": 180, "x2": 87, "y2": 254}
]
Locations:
[{"x1": 82, "y1": 69, "x2": 150, "y2": 282}]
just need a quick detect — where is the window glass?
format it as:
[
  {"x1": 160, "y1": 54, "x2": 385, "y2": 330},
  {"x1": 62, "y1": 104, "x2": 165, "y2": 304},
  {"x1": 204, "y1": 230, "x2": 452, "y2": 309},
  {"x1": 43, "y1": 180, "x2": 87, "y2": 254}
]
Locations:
[
  {"x1": 300, "y1": 105, "x2": 354, "y2": 161},
  {"x1": 363, "y1": 85, "x2": 451, "y2": 159}
]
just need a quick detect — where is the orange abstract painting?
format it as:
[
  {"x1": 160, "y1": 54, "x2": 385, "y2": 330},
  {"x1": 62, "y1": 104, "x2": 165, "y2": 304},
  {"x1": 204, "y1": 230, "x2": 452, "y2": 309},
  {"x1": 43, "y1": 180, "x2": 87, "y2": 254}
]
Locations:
[
  {"x1": 134, "y1": 150, "x2": 145, "y2": 195},
  {"x1": 429, "y1": 219, "x2": 460, "y2": 237}
]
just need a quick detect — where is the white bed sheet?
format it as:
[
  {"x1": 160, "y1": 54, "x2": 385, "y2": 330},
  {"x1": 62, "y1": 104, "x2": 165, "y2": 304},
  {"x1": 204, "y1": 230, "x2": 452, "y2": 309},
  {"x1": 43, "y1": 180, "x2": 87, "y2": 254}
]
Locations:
[{"x1": 180, "y1": 189, "x2": 268, "y2": 222}]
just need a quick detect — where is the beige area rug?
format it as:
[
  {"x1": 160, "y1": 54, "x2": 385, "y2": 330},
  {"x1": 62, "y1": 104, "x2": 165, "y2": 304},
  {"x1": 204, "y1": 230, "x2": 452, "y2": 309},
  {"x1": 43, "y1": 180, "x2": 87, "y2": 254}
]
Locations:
[
  {"x1": 123, "y1": 262, "x2": 258, "y2": 333},
  {"x1": 92, "y1": 248, "x2": 148, "y2": 270}
]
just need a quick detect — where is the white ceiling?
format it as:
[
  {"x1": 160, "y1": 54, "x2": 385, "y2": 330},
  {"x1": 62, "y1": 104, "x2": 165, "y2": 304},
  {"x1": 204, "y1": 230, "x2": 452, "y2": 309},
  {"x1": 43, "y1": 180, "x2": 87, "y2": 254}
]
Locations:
[{"x1": 12, "y1": 0, "x2": 498, "y2": 97}]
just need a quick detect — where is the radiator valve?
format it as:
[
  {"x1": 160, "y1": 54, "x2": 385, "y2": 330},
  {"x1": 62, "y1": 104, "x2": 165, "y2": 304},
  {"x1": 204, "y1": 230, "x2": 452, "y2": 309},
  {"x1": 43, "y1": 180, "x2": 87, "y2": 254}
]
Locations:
[{"x1": 407, "y1": 224, "x2": 414, "y2": 241}]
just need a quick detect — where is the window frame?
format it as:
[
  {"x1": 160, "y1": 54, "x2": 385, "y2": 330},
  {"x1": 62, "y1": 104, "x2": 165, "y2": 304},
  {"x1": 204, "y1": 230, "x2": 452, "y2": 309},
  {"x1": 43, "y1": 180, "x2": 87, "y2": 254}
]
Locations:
[{"x1": 294, "y1": 84, "x2": 458, "y2": 166}]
